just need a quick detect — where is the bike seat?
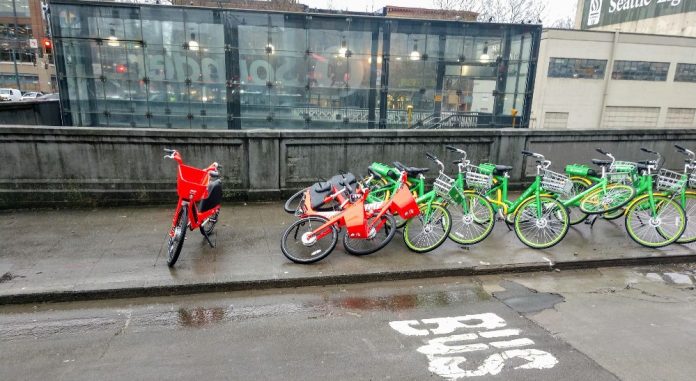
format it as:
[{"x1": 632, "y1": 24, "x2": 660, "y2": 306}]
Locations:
[
  {"x1": 493, "y1": 165, "x2": 513, "y2": 175},
  {"x1": 592, "y1": 159, "x2": 612, "y2": 166},
  {"x1": 198, "y1": 179, "x2": 223, "y2": 213},
  {"x1": 312, "y1": 181, "x2": 332, "y2": 193},
  {"x1": 393, "y1": 161, "x2": 429, "y2": 176},
  {"x1": 636, "y1": 163, "x2": 650, "y2": 171}
]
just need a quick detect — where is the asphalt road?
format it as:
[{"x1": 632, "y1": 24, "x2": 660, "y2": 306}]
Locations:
[{"x1": 2, "y1": 265, "x2": 696, "y2": 380}]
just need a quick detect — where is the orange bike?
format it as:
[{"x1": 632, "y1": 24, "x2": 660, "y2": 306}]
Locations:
[{"x1": 281, "y1": 170, "x2": 419, "y2": 263}]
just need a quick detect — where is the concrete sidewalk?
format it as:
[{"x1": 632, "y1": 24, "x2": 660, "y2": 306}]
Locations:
[{"x1": 1, "y1": 202, "x2": 695, "y2": 304}]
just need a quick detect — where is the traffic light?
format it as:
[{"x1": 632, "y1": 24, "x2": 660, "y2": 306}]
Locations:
[{"x1": 43, "y1": 39, "x2": 52, "y2": 55}]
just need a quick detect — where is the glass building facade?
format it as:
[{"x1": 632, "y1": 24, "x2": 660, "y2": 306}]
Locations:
[{"x1": 49, "y1": 1, "x2": 540, "y2": 129}]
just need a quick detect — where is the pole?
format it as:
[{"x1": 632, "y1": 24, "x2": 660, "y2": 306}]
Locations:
[{"x1": 11, "y1": 0, "x2": 22, "y2": 91}]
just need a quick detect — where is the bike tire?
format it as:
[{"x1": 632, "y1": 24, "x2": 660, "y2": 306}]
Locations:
[
  {"x1": 343, "y1": 213, "x2": 397, "y2": 255},
  {"x1": 514, "y1": 196, "x2": 569, "y2": 249},
  {"x1": 448, "y1": 193, "x2": 496, "y2": 245},
  {"x1": 403, "y1": 203, "x2": 452, "y2": 253},
  {"x1": 677, "y1": 192, "x2": 696, "y2": 244},
  {"x1": 284, "y1": 188, "x2": 306, "y2": 214},
  {"x1": 578, "y1": 183, "x2": 635, "y2": 215},
  {"x1": 280, "y1": 216, "x2": 337, "y2": 264},
  {"x1": 199, "y1": 209, "x2": 220, "y2": 236},
  {"x1": 625, "y1": 195, "x2": 686, "y2": 248},
  {"x1": 563, "y1": 177, "x2": 591, "y2": 225},
  {"x1": 167, "y1": 205, "x2": 188, "y2": 267}
]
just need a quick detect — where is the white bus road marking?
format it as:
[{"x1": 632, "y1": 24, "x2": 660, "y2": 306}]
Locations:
[{"x1": 390, "y1": 313, "x2": 558, "y2": 379}]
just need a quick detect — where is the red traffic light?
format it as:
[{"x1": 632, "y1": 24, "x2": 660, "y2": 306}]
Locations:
[
  {"x1": 115, "y1": 64, "x2": 127, "y2": 74},
  {"x1": 43, "y1": 39, "x2": 52, "y2": 49}
]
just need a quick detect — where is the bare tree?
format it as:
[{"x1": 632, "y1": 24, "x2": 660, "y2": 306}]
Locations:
[
  {"x1": 435, "y1": 0, "x2": 547, "y2": 24},
  {"x1": 551, "y1": 16, "x2": 575, "y2": 29},
  {"x1": 433, "y1": 0, "x2": 483, "y2": 13}
]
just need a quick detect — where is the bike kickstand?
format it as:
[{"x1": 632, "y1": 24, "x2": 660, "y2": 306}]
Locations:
[
  {"x1": 587, "y1": 214, "x2": 599, "y2": 229},
  {"x1": 202, "y1": 229, "x2": 216, "y2": 248}
]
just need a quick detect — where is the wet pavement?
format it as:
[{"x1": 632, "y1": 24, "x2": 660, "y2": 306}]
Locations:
[
  {"x1": 0, "y1": 202, "x2": 695, "y2": 303},
  {"x1": 3, "y1": 265, "x2": 696, "y2": 380}
]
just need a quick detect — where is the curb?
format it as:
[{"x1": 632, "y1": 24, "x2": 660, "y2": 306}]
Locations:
[{"x1": 1, "y1": 253, "x2": 695, "y2": 305}]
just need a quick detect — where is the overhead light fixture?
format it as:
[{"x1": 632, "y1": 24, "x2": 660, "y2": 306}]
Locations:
[
  {"x1": 409, "y1": 40, "x2": 420, "y2": 61},
  {"x1": 479, "y1": 42, "x2": 490, "y2": 63},
  {"x1": 189, "y1": 32, "x2": 199, "y2": 51},
  {"x1": 265, "y1": 36, "x2": 274, "y2": 54},
  {"x1": 338, "y1": 37, "x2": 347, "y2": 56},
  {"x1": 107, "y1": 29, "x2": 119, "y2": 47},
  {"x1": 368, "y1": 56, "x2": 383, "y2": 64}
]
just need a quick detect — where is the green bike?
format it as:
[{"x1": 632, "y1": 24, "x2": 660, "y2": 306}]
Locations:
[
  {"x1": 395, "y1": 155, "x2": 453, "y2": 253},
  {"x1": 673, "y1": 144, "x2": 696, "y2": 244},
  {"x1": 461, "y1": 149, "x2": 634, "y2": 249},
  {"x1": 621, "y1": 148, "x2": 687, "y2": 248}
]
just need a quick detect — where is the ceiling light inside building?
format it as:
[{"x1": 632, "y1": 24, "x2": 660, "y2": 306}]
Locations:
[
  {"x1": 410, "y1": 41, "x2": 420, "y2": 61},
  {"x1": 189, "y1": 33, "x2": 199, "y2": 51},
  {"x1": 107, "y1": 29, "x2": 119, "y2": 47}
]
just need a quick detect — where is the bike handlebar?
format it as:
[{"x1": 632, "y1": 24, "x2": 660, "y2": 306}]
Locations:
[
  {"x1": 425, "y1": 152, "x2": 437, "y2": 161},
  {"x1": 596, "y1": 148, "x2": 608, "y2": 155},
  {"x1": 641, "y1": 147, "x2": 657, "y2": 154},
  {"x1": 163, "y1": 148, "x2": 176, "y2": 154}
]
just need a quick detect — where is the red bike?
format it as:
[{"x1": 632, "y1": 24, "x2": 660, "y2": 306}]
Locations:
[
  {"x1": 164, "y1": 149, "x2": 222, "y2": 267},
  {"x1": 280, "y1": 169, "x2": 419, "y2": 263}
]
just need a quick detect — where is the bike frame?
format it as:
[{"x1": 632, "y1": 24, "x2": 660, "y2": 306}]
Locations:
[
  {"x1": 306, "y1": 171, "x2": 418, "y2": 241},
  {"x1": 167, "y1": 151, "x2": 221, "y2": 236}
]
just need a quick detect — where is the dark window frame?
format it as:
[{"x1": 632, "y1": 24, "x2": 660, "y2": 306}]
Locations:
[
  {"x1": 611, "y1": 60, "x2": 669, "y2": 81},
  {"x1": 547, "y1": 57, "x2": 607, "y2": 79},
  {"x1": 675, "y1": 63, "x2": 696, "y2": 83}
]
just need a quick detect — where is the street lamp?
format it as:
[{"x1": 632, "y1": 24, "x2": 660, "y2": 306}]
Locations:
[{"x1": 265, "y1": 36, "x2": 274, "y2": 55}]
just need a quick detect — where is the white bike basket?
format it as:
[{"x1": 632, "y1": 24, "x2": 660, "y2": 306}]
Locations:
[
  {"x1": 690, "y1": 170, "x2": 696, "y2": 189},
  {"x1": 656, "y1": 168, "x2": 686, "y2": 193},
  {"x1": 465, "y1": 165, "x2": 493, "y2": 192},
  {"x1": 540, "y1": 169, "x2": 573, "y2": 196},
  {"x1": 433, "y1": 172, "x2": 455, "y2": 198},
  {"x1": 606, "y1": 161, "x2": 637, "y2": 184}
]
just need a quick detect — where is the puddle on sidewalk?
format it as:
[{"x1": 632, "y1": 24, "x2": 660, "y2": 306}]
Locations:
[{"x1": 493, "y1": 280, "x2": 565, "y2": 314}]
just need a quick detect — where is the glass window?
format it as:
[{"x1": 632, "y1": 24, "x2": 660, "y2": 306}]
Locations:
[
  {"x1": 612, "y1": 60, "x2": 669, "y2": 81},
  {"x1": 0, "y1": 0, "x2": 30, "y2": 17},
  {"x1": 50, "y1": 2, "x2": 541, "y2": 129},
  {"x1": 675, "y1": 63, "x2": 696, "y2": 83},
  {"x1": 548, "y1": 58, "x2": 606, "y2": 79}
]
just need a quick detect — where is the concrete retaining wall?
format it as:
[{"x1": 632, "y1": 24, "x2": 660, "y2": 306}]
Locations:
[
  {"x1": 0, "y1": 101, "x2": 62, "y2": 126},
  {"x1": 2, "y1": 126, "x2": 696, "y2": 209}
]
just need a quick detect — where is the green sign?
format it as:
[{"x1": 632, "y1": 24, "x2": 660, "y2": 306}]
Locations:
[{"x1": 581, "y1": 0, "x2": 696, "y2": 29}]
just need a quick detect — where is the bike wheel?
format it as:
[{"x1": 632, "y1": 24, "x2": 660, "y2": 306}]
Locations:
[
  {"x1": 561, "y1": 177, "x2": 591, "y2": 225},
  {"x1": 343, "y1": 213, "x2": 397, "y2": 255},
  {"x1": 625, "y1": 195, "x2": 686, "y2": 248},
  {"x1": 281, "y1": 216, "x2": 337, "y2": 264},
  {"x1": 403, "y1": 203, "x2": 452, "y2": 253},
  {"x1": 514, "y1": 196, "x2": 569, "y2": 249},
  {"x1": 677, "y1": 192, "x2": 696, "y2": 244},
  {"x1": 167, "y1": 205, "x2": 188, "y2": 267},
  {"x1": 283, "y1": 188, "x2": 306, "y2": 214},
  {"x1": 578, "y1": 183, "x2": 635, "y2": 215},
  {"x1": 199, "y1": 209, "x2": 219, "y2": 236},
  {"x1": 448, "y1": 193, "x2": 495, "y2": 245}
]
